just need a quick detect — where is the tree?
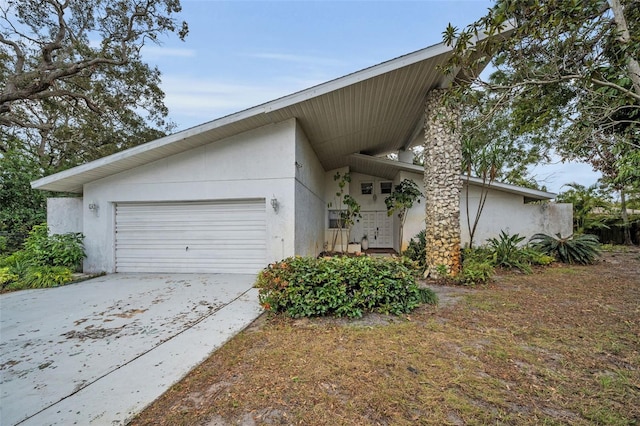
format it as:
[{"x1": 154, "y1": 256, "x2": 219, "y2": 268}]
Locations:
[
  {"x1": 442, "y1": 0, "x2": 639, "y2": 203},
  {"x1": 328, "y1": 172, "x2": 361, "y2": 253},
  {"x1": 459, "y1": 91, "x2": 549, "y2": 246},
  {"x1": 0, "y1": 143, "x2": 49, "y2": 252},
  {"x1": 384, "y1": 179, "x2": 423, "y2": 251},
  {"x1": 1, "y1": 0, "x2": 187, "y2": 171},
  {"x1": 555, "y1": 182, "x2": 611, "y2": 234}
]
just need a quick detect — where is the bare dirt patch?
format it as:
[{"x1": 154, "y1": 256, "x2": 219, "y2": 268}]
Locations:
[{"x1": 131, "y1": 248, "x2": 640, "y2": 425}]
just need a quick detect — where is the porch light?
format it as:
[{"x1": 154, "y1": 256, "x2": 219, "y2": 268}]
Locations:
[
  {"x1": 88, "y1": 202, "x2": 99, "y2": 213},
  {"x1": 270, "y1": 197, "x2": 279, "y2": 213}
]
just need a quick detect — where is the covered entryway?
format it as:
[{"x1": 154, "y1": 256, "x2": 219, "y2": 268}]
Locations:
[
  {"x1": 115, "y1": 200, "x2": 266, "y2": 273},
  {"x1": 361, "y1": 211, "x2": 392, "y2": 248}
]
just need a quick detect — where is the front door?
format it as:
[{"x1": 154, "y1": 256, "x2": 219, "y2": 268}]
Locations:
[{"x1": 361, "y1": 211, "x2": 392, "y2": 248}]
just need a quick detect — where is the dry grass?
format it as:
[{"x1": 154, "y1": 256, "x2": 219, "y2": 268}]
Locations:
[{"x1": 131, "y1": 248, "x2": 640, "y2": 425}]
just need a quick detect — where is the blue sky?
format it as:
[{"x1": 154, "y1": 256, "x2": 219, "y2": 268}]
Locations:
[{"x1": 141, "y1": 0, "x2": 600, "y2": 194}]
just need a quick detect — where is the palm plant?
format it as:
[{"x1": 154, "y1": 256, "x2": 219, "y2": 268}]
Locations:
[
  {"x1": 487, "y1": 231, "x2": 531, "y2": 273},
  {"x1": 555, "y1": 183, "x2": 611, "y2": 234},
  {"x1": 529, "y1": 233, "x2": 601, "y2": 265}
]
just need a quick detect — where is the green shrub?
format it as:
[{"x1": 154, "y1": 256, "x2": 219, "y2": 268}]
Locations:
[
  {"x1": 0, "y1": 267, "x2": 19, "y2": 288},
  {"x1": 403, "y1": 230, "x2": 426, "y2": 272},
  {"x1": 0, "y1": 235, "x2": 7, "y2": 254},
  {"x1": 0, "y1": 249, "x2": 32, "y2": 268},
  {"x1": 0, "y1": 224, "x2": 85, "y2": 291},
  {"x1": 457, "y1": 258, "x2": 494, "y2": 286},
  {"x1": 487, "y1": 231, "x2": 532, "y2": 273},
  {"x1": 522, "y1": 248, "x2": 555, "y2": 266},
  {"x1": 530, "y1": 233, "x2": 601, "y2": 265},
  {"x1": 418, "y1": 287, "x2": 438, "y2": 304},
  {"x1": 19, "y1": 266, "x2": 73, "y2": 289},
  {"x1": 22, "y1": 224, "x2": 85, "y2": 270},
  {"x1": 255, "y1": 255, "x2": 437, "y2": 318}
]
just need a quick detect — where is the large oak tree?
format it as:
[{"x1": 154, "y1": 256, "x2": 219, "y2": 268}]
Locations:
[
  {"x1": 0, "y1": 0, "x2": 188, "y2": 172},
  {"x1": 0, "y1": 0, "x2": 188, "y2": 250}
]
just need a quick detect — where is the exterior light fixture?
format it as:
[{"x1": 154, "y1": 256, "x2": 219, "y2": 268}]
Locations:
[
  {"x1": 270, "y1": 197, "x2": 279, "y2": 213},
  {"x1": 88, "y1": 202, "x2": 99, "y2": 213}
]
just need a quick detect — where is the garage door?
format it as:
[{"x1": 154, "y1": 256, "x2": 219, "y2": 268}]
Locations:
[{"x1": 115, "y1": 200, "x2": 266, "y2": 273}]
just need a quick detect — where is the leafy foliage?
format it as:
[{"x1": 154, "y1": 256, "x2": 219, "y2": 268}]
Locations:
[
  {"x1": 530, "y1": 233, "x2": 602, "y2": 265},
  {"x1": 486, "y1": 231, "x2": 533, "y2": 273},
  {"x1": 385, "y1": 179, "x2": 423, "y2": 247},
  {"x1": 458, "y1": 258, "x2": 494, "y2": 286},
  {"x1": 255, "y1": 256, "x2": 437, "y2": 318},
  {"x1": 0, "y1": 267, "x2": 18, "y2": 287},
  {"x1": 0, "y1": 0, "x2": 187, "y2": 126},
  {"x1": 1, "y1": 0, "x2": 183, "y2": 175},
  {"x1": 456, "y1": 231, "x2": 555, "y2": 284},
  {"x1": 19, "y1": 266, "x2": 73, "y2": 289},
  {"x1": 0, "y1": 147, "x2": 48, "y2": 252},
  {"x1": 556, "y1": 182, "x2": 612, "y2": 234},
  {"x1": 0, "y1": 223, "x2": 85, "y2": 290},
  {"x1": 403, "y1": 230, "x2": 427, "y2": 273},
  {"x1": 22, "y1": 224, "x2": 85, "y2": 270},
  {"x1": 442, "y1": 0, "x2": 640, "y2": 206}
]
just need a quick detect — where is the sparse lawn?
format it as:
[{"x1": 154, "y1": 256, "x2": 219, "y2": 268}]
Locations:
[{"x1": 131, "y1": 248, "x2": 640, "y2": 425}]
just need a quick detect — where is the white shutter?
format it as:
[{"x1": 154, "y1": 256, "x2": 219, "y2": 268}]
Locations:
[{"x1": 115, "y1": 200, "x2": 266, "y2": 273}]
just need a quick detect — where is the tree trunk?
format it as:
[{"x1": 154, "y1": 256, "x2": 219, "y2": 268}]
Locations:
[{"x1": 620, "y1": 188, "x2": 632, "y2": 245}]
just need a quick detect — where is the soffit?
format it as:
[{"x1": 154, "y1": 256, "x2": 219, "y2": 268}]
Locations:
[{"x1": 33, "y1": 28, "x2": 514, "y2": 193}]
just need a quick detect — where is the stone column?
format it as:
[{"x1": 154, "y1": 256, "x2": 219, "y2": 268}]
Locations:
[{"x1": 423, "y1": 89, "x2": 462, "y2": 278}]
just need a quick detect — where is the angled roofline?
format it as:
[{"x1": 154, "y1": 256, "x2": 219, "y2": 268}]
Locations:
[
  {"x1": 31, "y1": 42, "x2": 456, "y2": 192},
  {"x1": 32, "y1": 23, "x2": 515, "y2": 193}
]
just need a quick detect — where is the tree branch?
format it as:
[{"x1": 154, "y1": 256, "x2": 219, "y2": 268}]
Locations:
[
  {"x1": 40, "y1": 0, "x2": 68, "y2": 68},
  {"x1": 609, "y1": 0, "x2": 640, "y2": 96}
]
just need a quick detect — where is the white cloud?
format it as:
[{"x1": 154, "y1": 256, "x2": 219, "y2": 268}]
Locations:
[
  {"x1": 142, "y1": 46, "x2": 197, "y2": 59},
  {"x1": 160, "y1": 75, "x2": 323, "y2": 130},
  {"x1": 529, "y1": 159, "x2": 601, "y2": 195},
  {"x1": 243, "y1": 52, "x2": 345, "y2": 68}
]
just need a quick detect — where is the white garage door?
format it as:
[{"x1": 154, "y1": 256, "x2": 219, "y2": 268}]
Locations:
[{"x1": 115, "y1": 200, "x2": 266, "y2": 273}]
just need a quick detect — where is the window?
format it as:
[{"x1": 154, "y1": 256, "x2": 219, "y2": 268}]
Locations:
[
  {"x1": 328, "y1": 210, "x2": 345, "y2": 229},
  {"x1": 361, "y1": 182, "x2": 373, "y2": 195},
  {"x1": 380, "y1": 181, "x2": 393, "y2": 194}
]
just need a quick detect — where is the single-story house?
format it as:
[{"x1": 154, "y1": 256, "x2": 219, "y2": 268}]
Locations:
[{"x1": 33, "y1": 39, "x2": 572, "y2": 274}]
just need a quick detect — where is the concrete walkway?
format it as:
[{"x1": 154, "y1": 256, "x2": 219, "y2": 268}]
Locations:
[{"x1": 0, "y1": 274, "x2": 263, "y2": 425}]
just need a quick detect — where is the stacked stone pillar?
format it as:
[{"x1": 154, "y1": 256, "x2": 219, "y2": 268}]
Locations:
[{"x1": 423, "y1": 89, "x2": 462, "y2": 278}]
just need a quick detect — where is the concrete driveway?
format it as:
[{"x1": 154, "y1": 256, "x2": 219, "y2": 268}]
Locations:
[{"x1": 0, "y1": 273, "x2": 262, "y2": 425}]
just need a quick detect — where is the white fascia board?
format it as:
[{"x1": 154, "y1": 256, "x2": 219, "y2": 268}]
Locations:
[{"x1": 463, "y1": 176, "x2": 556, "y2": 199}]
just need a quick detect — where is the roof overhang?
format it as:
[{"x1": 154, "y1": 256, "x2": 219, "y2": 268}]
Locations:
[
  {"x1": 32, "y1": 25, "x2": 514, "y2": 194},
  {"x1": 349, "y1": 153, "x2": 557, "y2": 200}
]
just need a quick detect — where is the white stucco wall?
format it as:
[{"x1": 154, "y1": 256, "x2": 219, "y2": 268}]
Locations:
[
  {"x1": 294, "y1": 121, "x2": 326, "y2": 257},
  {"x1": 461, "y1": 184, "x2": 573, "y2": 245},
  {"x1": 81, "y1": 119, "x2": 298, "y2": 273},
  {"x1": 47, "y1": 198, "x2": 83, "y2": 235},
  {"x1": 401, "y1": 171, "x2": 573, "y2": 249}
]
